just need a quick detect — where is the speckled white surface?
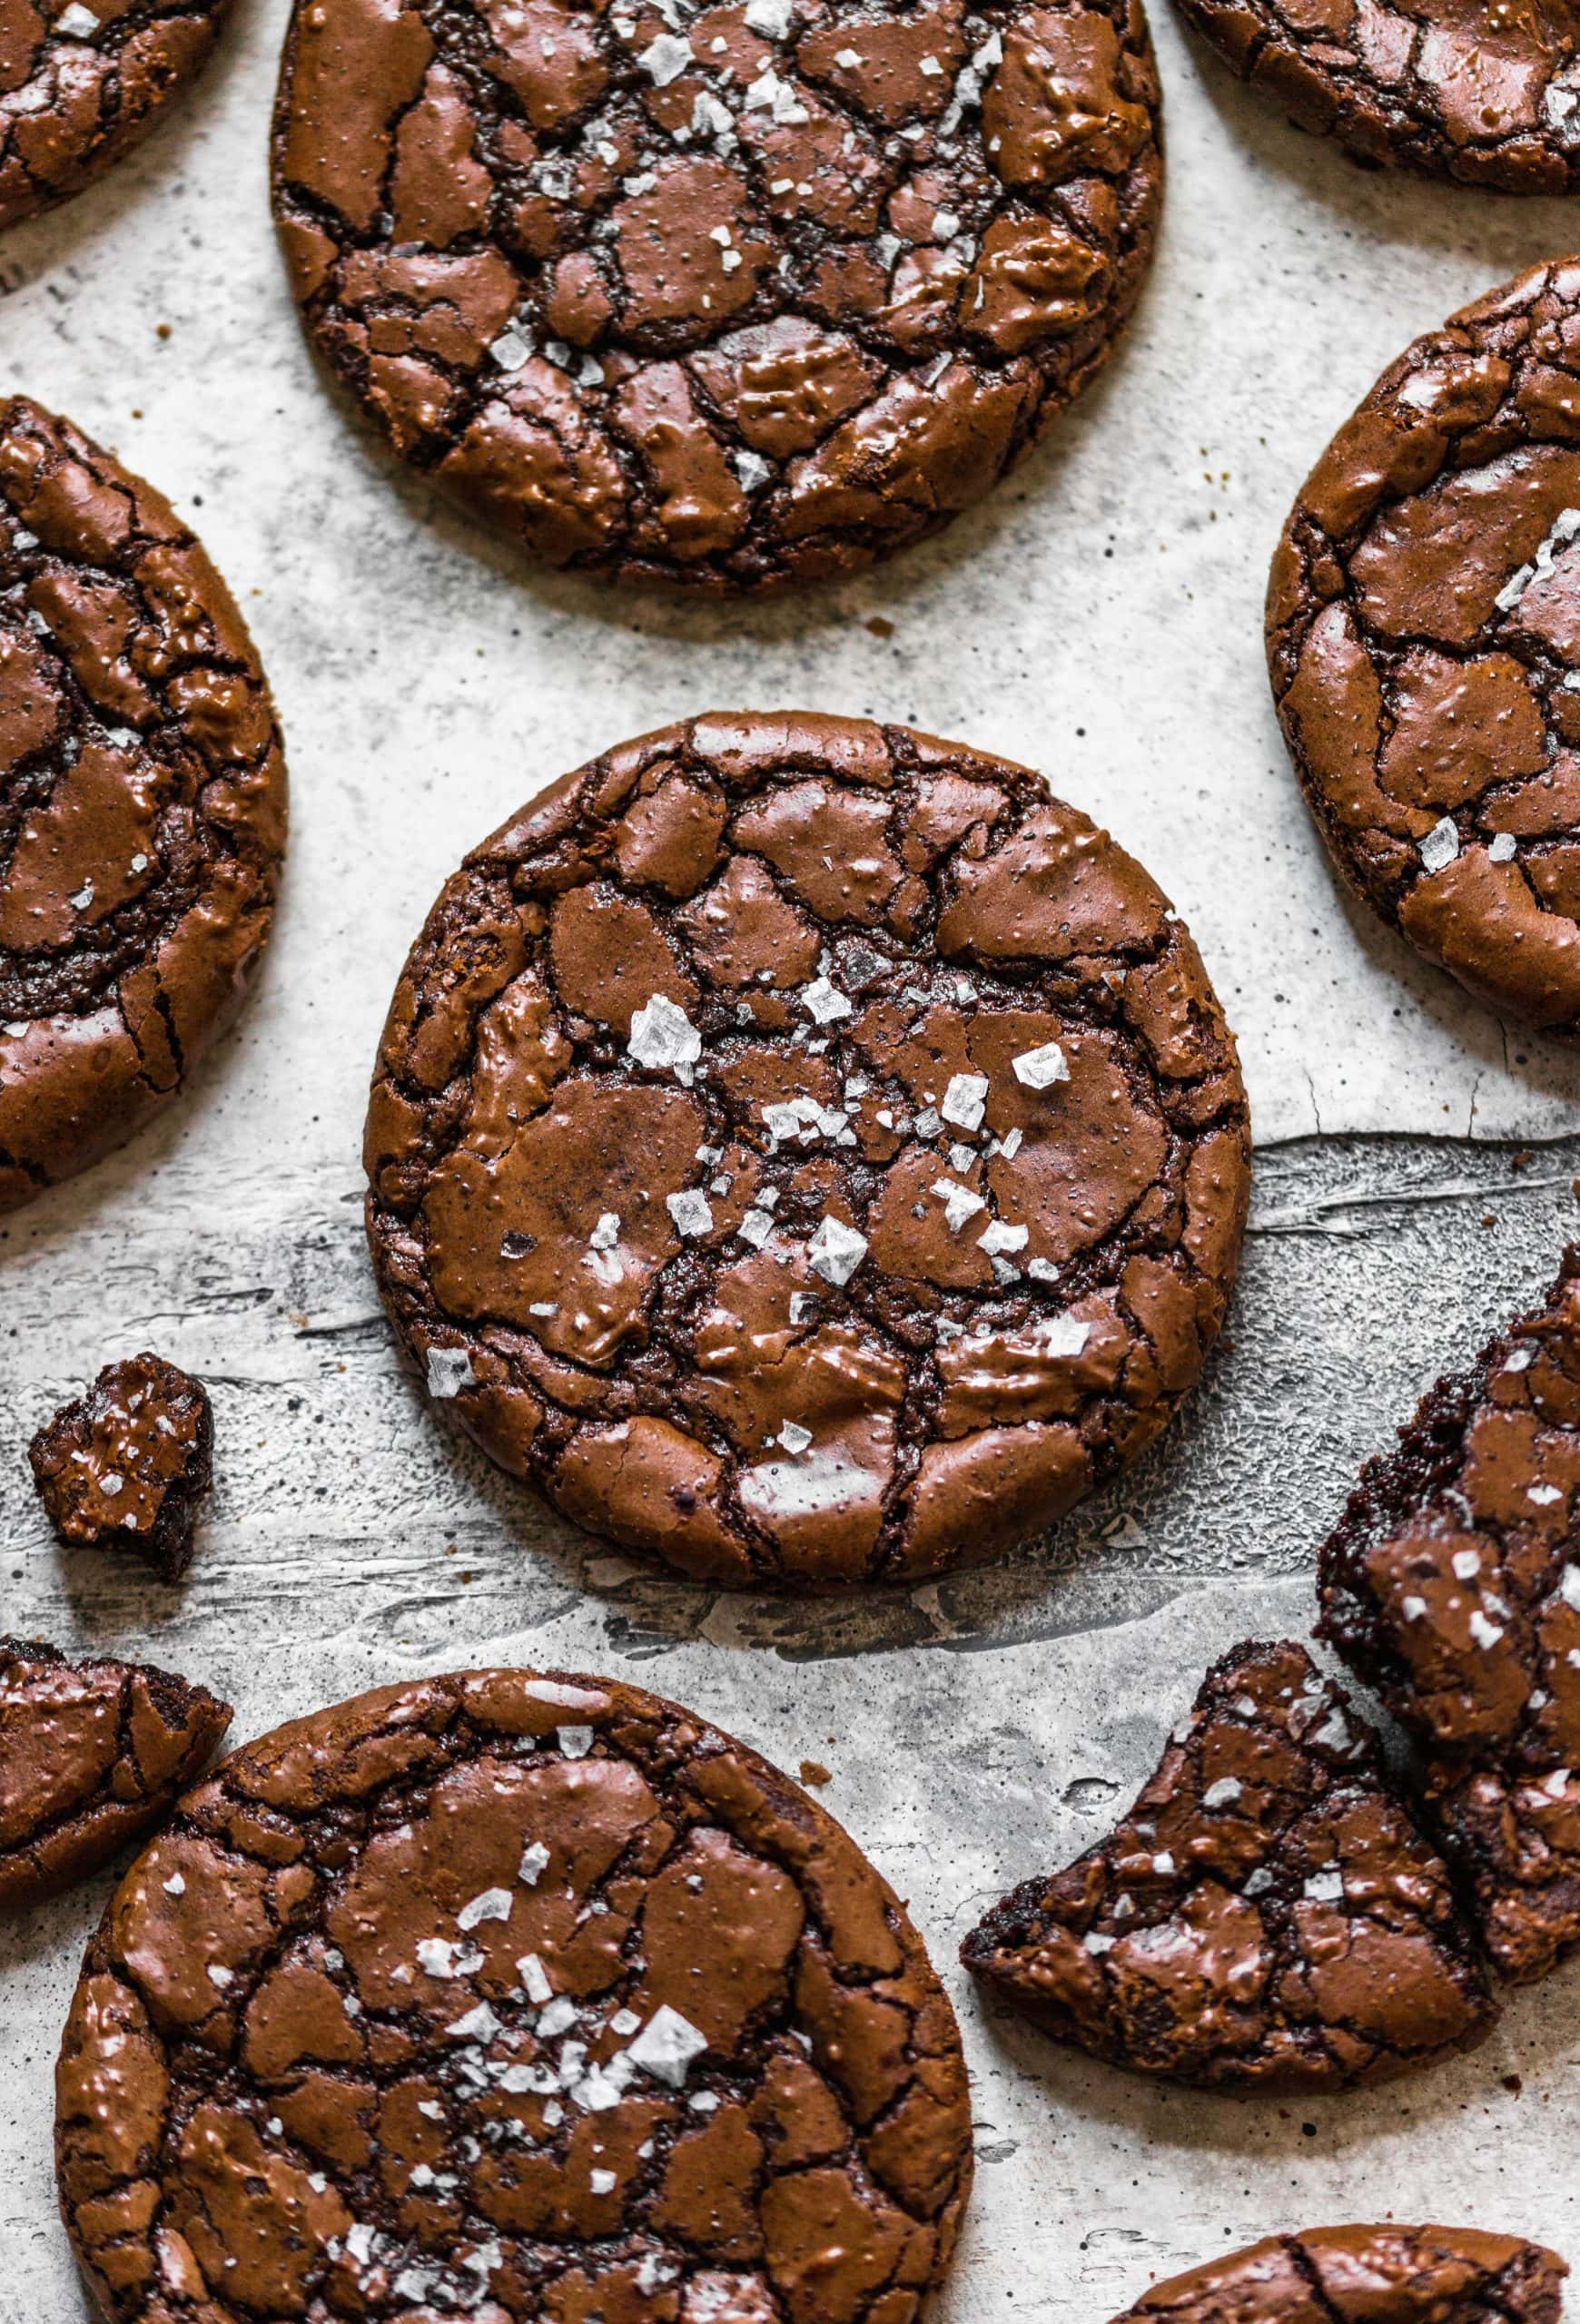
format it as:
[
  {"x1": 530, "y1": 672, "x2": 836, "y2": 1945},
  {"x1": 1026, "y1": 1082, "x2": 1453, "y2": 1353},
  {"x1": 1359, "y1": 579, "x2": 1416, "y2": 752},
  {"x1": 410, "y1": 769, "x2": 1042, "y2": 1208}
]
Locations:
[{"x1": 4, "y1": 0, "x2": 1580, "y2": 2315}]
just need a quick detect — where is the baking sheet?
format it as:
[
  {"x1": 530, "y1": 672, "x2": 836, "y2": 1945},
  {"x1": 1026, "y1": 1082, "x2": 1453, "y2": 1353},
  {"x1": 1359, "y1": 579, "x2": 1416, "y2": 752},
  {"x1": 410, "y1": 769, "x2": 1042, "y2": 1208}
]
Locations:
[{"x1": 4, "y1": 0, "x2": 1580, "y2": 2313}]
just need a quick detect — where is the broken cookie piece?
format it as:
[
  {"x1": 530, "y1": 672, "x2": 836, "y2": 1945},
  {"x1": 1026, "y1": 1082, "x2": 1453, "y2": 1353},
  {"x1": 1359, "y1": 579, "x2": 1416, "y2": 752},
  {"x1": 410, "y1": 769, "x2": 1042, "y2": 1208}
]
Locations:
[
  {"x1": 1320, "y1": 1246, "x2": 1580, "y2": 1984},
  {"x1": 961, "y1": 1639, "x2": 1496, "y2": 2090},
  {"x1": 0, "y1": 1638, "x2": 231, "y2": 1913},
  {"x1": 1112, "y1": 2226, "x2": 1566, "y2": 2324},
  {"x1": 30, "y1": 1354, "x2": 214, "y2": 1581}
]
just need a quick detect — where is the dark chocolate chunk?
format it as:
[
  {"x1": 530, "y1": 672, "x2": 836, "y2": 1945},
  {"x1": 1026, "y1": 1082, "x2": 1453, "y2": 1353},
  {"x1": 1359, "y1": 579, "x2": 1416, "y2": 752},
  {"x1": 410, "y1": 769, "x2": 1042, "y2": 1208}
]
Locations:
[
  {"x1": 1319, "y1": 1245, "x2": 1580, "y2": 1984},
  {"x1": 0, "y1": 0, "x2": 231, "y2": 229},
  {"x1": 363, "y1": 713, "x2": 1250, "y2": 1590},
  {"x1": 270, "y1": 0, "x2": 1162, "y2": 591},
  {"x1": 960, "y1": 1639, "x2": 1496, "y2": 2089},
  {"x1": 1112, "y1": 2226, "x2": 1566, "y2": 2324},
  {"x1": 0, "y1": 1637, "x2": 230, "y2": 1914},
  {"x1": 30, "y1": 1353, "x2": 214, "y2": 1581},
  {"x1": 54, "y1": 1666, "x2": 973, "y2": 2324},
  {"x1": 1269, "y1": 259, "x2": 1580, "y2": 1035},
  {"x1": 0, "y1": 398, "x2": 288, "y2": 1215}
]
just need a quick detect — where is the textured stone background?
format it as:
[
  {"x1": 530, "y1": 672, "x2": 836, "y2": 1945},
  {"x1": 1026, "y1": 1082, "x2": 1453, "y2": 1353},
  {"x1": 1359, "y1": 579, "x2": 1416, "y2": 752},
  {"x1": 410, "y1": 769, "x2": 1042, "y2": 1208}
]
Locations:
[{"x1": 4, "y1": 0, "x2": 1580, "y2": 2313}]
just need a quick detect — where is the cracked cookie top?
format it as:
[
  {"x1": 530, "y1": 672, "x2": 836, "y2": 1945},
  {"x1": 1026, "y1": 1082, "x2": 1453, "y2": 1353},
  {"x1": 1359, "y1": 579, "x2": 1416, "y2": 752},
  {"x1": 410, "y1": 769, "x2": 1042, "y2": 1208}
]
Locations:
[
  {"x1": 1269, "y1": 258, "x2": 1580, "y2": 1035},
  {"x1": 270, "y1": 0, "x2": 1161, "y2": 591},
  {"x1": 1319, "y1": 1243, "x2": 1580, "y2": 1986},
  {"x1": 0, "y1": 0, "x2": 231, "y2": 228},
  {"x1": 1116, "y1": 2228, "x2": 1568, "y2": 2324},
  {"x1": 363, "y1": 713, "x2": 1249, "y2": 1590},
  {"x1": 960, "y1": 1640, "x2": 1497, "y2": 2090},
  {"x1": 54, "y1": 1666, "x2": 973, "y2": 2324},
  {"x1": 0, "y1": 399, "x2": 288, "y2": 1214},
  {"x1": 1173, "y1": 0, "x2": 1580, "y2": 191},
  {"x1": 0, "y1": 1636, "x2": 230, "y2": 1914}
]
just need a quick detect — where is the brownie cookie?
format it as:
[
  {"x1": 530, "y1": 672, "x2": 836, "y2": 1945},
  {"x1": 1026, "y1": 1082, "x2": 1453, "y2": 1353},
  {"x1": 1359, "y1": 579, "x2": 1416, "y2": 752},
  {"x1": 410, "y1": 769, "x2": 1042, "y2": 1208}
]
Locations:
[
  {"x1": 1174, "y1": 0, "x2": 1580, "y2": 192},
  {"x1": 270, "y1": 0, "x2": 1161, "y2": 592},
  {"x1": 55, "y1": 1666, "x2": 973, "y2": 2324},
  {"x1": 30, "y1": 1353, "x2": 214, "y2": 1581},
  {"x1": 1320, "y1": 1246, "x2": 1580, "y2": 1986},
  {"x1": 364, "y1": 714, "x2": 1250, "y2": 1590},
  {"x1": 960, "y1": 1640, "x2": 1496, "y2": 2090},
  {"x1": 0, "y1": 400, "x2": 287, "y2": 1213},
  {"x1": 0, "y1": 1638, "x2": 230, "y2": 1914},
  {"x1": 1113, "y1": 2228, "x2": 1568, "y2": 2324},
  {"x1": 0, "y1": 0, "x2": 231, "y2": 229},
  {"x1": 1266, "y1": 259, "x2": 1580, "y2": 1035}
]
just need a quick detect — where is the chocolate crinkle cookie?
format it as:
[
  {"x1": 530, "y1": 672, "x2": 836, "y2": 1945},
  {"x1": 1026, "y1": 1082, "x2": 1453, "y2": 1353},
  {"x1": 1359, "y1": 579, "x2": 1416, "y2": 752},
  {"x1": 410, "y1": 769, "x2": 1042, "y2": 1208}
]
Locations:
[
  {"x1": 1174, "y1": 0, "x2": 1580, "y2": 192},
  {"x1": 960, "y1": 1640, "x2": 1496, "y2": 2090},
  {"x1": 364, "y1": 713, "x2": 1250, "y2": 1591},
  {"x1": 0, "y1": 1637, "x2": 230, "y2": 1914},
  {"x1": 54, "y1": 1666, "x2": 973, "y2": 2324},
  {"x1": 0, "y1": 0, "x2": 232, "y2": 229},
  {"x1": 30, "y1": 1353, "x2": 213, "y2": 1581},
  {"x1": 1111, "y1": 2227, "x2": 1568, "y2": 2324},
  {"x1": 270, "y1": 0, "x2": 1162, "y2": 591},
  {"x1": 1269, "y1": 258, "x2": 1580, "y2": 1037},
  {"x1": 0, "y1": 399, "x2": 288, "y2": 1214},
  {"x1": 1320, "y1": 1245, "x2": 1580, "y2": 1987}
]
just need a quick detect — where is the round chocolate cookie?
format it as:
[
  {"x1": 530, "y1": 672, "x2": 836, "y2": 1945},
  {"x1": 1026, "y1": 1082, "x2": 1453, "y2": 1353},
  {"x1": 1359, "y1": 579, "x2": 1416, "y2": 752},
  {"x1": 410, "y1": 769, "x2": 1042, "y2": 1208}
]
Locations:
[
  {"x1": 55, "y1": 1666, "x2": 973, "y2": 2324},
  {"x1": 270, "y1": 0, "x2": 1161, "y2": 592},
  {"x1": 1268, "y1": 258, "x2": 1580, "y2": 1036},
  {"x1": 1174, "y1": 0, "x2": 1580, "y2": 191},
  {"x1": 364, "y1": 713, "x2": 1250, "y2": 1590},
  {"x1": 1113, "y1": 2229, "x2": 1568, "y2": 2324},
  {"x1": 0, "y1": 0, "x2": 231, "y2": 229},
  {"x1": 0, "y1": 399, "x2": 287, "y2": 1213}
]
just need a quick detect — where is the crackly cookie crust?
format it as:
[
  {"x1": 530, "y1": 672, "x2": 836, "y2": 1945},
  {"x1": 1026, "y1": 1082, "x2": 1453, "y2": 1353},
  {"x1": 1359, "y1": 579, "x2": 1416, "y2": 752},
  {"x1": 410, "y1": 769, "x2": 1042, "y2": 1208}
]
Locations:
[
  {"x1": 961, "y1": 1639, "x2": 1496, "y2": 2089},
  {"x1": 0, "y1": 399, "x2": 288, "y2": 1213},
  {"x1": 1269, "y1": 257, "x2": 1580, "y2": 1034},
  {"x1": 270, "y1": 0, "x2": 1162, "y2": 591},
  {"x1": 0, "y1": 0, "x2": 231, "y2": 229},
  {"x1": 0, "y1": 1637, "x2": 230, "y2": 1914},
  {"x1": 54, "y1": 1666, "x2": 973, "y2": 2324},
  {"x1": 363, "y1": 713, "x2": 1250, "y2": 1590},
  {"x1": 1115, "y1": 2226, "x2": 1567, "y2": 2324},
  {"x1": 1319, "y1": 1244, "x2": 1580, "y2": 1985}
]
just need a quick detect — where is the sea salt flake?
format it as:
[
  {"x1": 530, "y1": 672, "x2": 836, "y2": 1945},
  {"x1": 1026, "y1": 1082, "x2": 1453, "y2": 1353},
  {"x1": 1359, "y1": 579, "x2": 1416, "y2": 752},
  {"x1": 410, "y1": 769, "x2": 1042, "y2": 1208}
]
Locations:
[
  {"x1": 807, "y1": 1215, "x2": 867, "y2": 1285},
  {"x1": 834, "y1": 41, "x2": 860, "y2": 62},
  {"x1": 426, "y1": 1345, "x2": 474, "y2": 1400},
  {"x1": 1488, "y1": 832, "x2": 1518, "y2": 862},
  {"x1": 1303, "y1": 1869, "x2": 1344, "y2": 1902},
  {"x1": 627, "y1": 2003, "x2": 709, "y2": 2085},
  {"x1": 1560, "y1": 1566, "x2": 1580, "y2": 1610},
  {"x1": 776, "y1": 1419, "x2": 813, "y2": 1453},
  {"x1": 733, "y1": 448, "x2": 772, "y2": 491},
  {"x1": 1151, "y1": 1851, "x2": 1176, "y2": 1875},
  {"x1": 1528, "y1": 1482, "x2": 1564, "y2": 1505},
  {"x1": 800, "y1": 973, "x2": 852, "y2": 1023},
  {"x1": 1469, "y1": 1610, "x2": 1506, "y2": 1649},
  {"x1": 1418, "y1": 815, "x2": 1459, "y2": 873},
  {"x1": 627, "y1": 993, "x2": 702, "y2": 1076},
  {"x1": 640, "y1": 29, "x2": 692, "y2": 80},
  {"x1": 56, "y1": 4, "x2": 99, "y2": 34},
  {"x1": 489, "y1": 326, "x2": 533, "y2": 371},
  {"x1": 1202, "y1": 1777, "x2": 1242, "y2": 1810},
  {"x1": 559, "y1": 1723, "x2": 595, "y2": 1758},
  {"x1": 447, "y1": 2002, "x2": 501, "y2": 2041},
  {"x1": 1083, "y1": 1930, "x2": 1115, "y2": 1955},
  {"x1": 940, "y1": 1070, "x2": 988, "y2": 1130},
  {"x1": 1012, "y1": 1039, "x2": 1069, "y2": 1089},
  {"x1": 518, "y1": 1953, "x2": 554, "y2": 2004},
  {"x1": 458, "y1": 1886, "x2": 513, "y2": 1930},
  {"x1": 1452, "y1": 1548, "x2": 1482, "y2": 1580},
  {"x1": 589, "y1": 1212, "x2": 620, "y2": 1250},
  {"x1": 931, "y1": 1177, "x2": 985, "y2": 1232},
  {"x1": 667, "y1": 1187, "x2": 714, "y2": 1237},
  {"x1": 163, "y1": 1872, "x2": 185, "y2": 1896},
  {"x1": 977, "y1": 1219, "x2": 1028, "y2": 1256},
  {"x1": 1401, "y1": 1594, "x2": 1427, "y2": 1622},
  {"x1": 745, "y1": 0, "x2": 793, "y2": 28},
  {"x1": 589, "y1": 2168, "x2": 617, "y2": 2195}
]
